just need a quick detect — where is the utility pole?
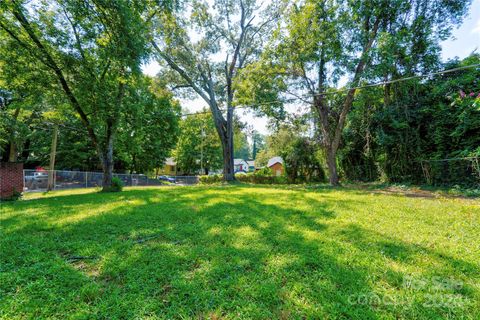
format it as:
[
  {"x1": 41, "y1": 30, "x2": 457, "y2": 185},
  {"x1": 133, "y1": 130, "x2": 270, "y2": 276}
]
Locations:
[
  {"x1": 47, "y1": 125, "x2": 58, "y2": 191},
  {"x1": 252, "y1": 132, "x2": 257, "y2": 160},
  {"x1": 247, "y1": 126, "x2": 256, "y2": 160}
]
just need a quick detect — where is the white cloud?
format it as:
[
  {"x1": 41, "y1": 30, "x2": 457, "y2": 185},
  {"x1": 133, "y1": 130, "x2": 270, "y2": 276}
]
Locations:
[{"x1": 473, "y1": 19, "x2": 480, "y2": 35}]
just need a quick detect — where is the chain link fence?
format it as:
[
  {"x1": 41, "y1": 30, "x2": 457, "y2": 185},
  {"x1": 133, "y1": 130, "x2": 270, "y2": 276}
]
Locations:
[{"x1": 23, "y1": 170, "x2": 198, "y2": 192}]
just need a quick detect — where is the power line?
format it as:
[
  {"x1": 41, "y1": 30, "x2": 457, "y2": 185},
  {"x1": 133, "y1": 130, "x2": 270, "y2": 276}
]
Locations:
[
  {"x1": 31, "y1": 121, "x2": 108, "y2": 138},
  {"x1": 30, "y1": 63, "x2": 480, "y2": 130},
  {"x1": 180, "y1": 63, "x2": 480, "y2": 117},
  {"x1": 309, "y1": 63, "x2": 480, "y2": 98},
  {"x1": 180, "y1": 97, "x2": 299, "y2": 117}
]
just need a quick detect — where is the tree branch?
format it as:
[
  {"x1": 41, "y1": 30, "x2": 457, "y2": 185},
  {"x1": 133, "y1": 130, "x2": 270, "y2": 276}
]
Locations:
[
  {"x1": 331, "y1": 17, "x2": 381, "y2": 153},
  {"x1": 152, "y1": 41, "x2": 211, "y2": 105},
  {"x1": 61, "y1": 6, "x2": 95, "y2": 79},
  {"x1": 8, "y1": 3, "x2": 99, "y2": 151}
]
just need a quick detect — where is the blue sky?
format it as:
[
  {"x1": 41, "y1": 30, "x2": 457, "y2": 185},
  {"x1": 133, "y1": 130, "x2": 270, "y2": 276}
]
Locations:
[
  {"x1": 441, "y1": 0, "x2": 480, "y2": 60},
  {"x1": 143, "y1": 1, "x2": 480, "y2": 135}
]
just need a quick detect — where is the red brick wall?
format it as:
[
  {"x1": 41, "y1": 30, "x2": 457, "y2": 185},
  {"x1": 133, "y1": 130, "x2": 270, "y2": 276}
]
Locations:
[{"x1": 0, "y1": 162, "x2": 23, "y2": 199}]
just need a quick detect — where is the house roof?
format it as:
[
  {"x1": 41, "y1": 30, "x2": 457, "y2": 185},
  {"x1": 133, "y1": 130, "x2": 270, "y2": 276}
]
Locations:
[
  {"x1": 267, "y1": 156, "x2": 284, "y2": 167},
  {"x1": 234, "y1": 159, "x2": 248, "y2": 165},
  {"x1": 247, "y1": 161, "x2": 255, "y2": 167},
  {"x1": 165, "y1": 157, "x2": 176, "y2": 166}
]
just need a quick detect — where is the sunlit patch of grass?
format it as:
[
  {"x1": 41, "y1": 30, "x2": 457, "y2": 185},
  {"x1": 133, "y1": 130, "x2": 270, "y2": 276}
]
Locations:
[{"x1": 1, "y1": 185, "x2": 479, "y2": 319}]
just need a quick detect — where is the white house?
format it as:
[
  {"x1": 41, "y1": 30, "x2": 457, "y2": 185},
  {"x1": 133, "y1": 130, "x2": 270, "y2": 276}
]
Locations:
[{"x1": 234, "y1": 159, "x2": 249, "y2": 173}]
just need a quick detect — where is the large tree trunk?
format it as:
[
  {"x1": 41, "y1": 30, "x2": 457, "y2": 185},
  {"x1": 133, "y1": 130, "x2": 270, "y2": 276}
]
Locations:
[
  {"x1": 101, "y1": 82, "x2": 124, "y2": 191},
  {"x1": 100, "y1": 123, "x2": 115, "y2": 190},
  {"x1": 224, "y1": 101, "x2": 235, "y2": 181},
  {"x1": 221, "y1": 132, "x2": 235, "y2": 181},
  {"x1": 326, "y1": 146, "x2": 340, "y2": 186},
  {"x1": 101, "y1": 145, "x2": 114, "y2": 191},
  {"x1": 102, "y1": 160, "x2": 114, "y2": 189}
]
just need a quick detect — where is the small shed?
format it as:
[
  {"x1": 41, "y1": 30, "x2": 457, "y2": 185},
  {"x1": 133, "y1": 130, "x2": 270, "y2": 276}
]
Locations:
[{"x1": 267, "y1": 157, "x2": 284, "y2": 176}]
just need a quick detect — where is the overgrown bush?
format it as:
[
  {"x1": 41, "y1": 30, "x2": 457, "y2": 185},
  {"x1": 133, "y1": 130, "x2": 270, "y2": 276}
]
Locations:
[
  {"x1": 102, "y1": 177, "x2": 123, "y2": 192},
  {"x1": 255, "y1": 167, "x2": 273, "y2": 176},
  {"x1": 199, "y1": 174, "x2": 223, "y2": 184},
  {"x1": 236, "y1": 171, "x2": 288, "y2": 184},
  {"x1": 199, "y1": 170, "x2": 292, "y2": 185}
]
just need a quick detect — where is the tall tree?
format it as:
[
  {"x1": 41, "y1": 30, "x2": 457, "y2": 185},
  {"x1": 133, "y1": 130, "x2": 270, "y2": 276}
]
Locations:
[
  {"x1": 150, "y1": 0, "x2": 281, "y2": 180},
  {"x1": 268, "y1": 0, "x2": 471, "y2": 185},
  {"x1": 0, "y1": 0, "x2": 159, "y2": 190}
]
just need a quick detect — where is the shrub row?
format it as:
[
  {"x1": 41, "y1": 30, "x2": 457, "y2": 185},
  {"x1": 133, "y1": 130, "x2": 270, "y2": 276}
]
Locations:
[
  {"x1": 198, "y1": 174, "x2": 224, "y2": 184},
  {"x1": 199, "y1": 170, "x2": 288, "y2": 185},
  {"x1": 236, "y1": 172, "x2": 288, "y2": 184}
]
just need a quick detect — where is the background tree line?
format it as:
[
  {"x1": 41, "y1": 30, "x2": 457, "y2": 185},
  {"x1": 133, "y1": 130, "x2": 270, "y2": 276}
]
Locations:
[{"x1": 1, "y1": 0, "x2": 478, "y2": 188}]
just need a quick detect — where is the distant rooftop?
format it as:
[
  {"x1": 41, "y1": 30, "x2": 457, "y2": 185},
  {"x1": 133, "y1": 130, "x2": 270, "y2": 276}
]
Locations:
[
  {"x1": 234, "y1": 159, "x2": 248, "y2": 165},
  {"x1": 267, "y1": 156, "x2": 283, "y2": 167}
]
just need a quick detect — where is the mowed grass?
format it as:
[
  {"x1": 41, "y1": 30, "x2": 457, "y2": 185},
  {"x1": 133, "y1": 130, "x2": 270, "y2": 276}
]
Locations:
[{"x1": 0, "y1": 185, "x2": 479, "y2": 319}]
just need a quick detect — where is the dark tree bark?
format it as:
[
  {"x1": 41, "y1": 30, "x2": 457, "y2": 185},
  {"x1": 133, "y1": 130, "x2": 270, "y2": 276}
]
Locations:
[
  {"x1": 326, "y1": 147, "x2": 339, "y2": 186},
  {"x1": 221, "y1": 125, "x2": 235, "y2": 180}
]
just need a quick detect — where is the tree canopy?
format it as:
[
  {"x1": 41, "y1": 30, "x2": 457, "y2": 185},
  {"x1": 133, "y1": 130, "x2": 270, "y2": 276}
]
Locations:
[
  {"x1": 248, "y1": 0, "x2": 472, "y2": 185},
  {"x1": 0, "y1": 0, "x2": 478, "y2": 188},
  {"x1": 0, "y1": 0, "x2": 169, "y2": 189}
]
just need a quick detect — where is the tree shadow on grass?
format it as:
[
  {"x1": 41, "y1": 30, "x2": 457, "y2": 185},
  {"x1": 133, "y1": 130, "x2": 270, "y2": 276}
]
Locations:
[
  {"x1": 1, "y1": 186, "x2": 478, "y2": 319},
  {"x1": 335, "y1": 224, "x2": 479, "y2": 317},
  {"x1": 336, "y1": 224, "x2": 478, "y2": 276}
]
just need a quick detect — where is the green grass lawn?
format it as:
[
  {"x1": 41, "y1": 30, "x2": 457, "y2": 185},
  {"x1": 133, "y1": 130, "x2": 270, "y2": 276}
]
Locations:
[{"x1": 1, "y1": 185, "x2": 479, "y2": 319}]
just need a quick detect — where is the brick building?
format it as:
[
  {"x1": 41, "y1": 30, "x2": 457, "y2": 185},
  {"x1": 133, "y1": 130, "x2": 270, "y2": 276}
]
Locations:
[{"x1": 0, "y1": 162, "x2": 23, "y2": 200}]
